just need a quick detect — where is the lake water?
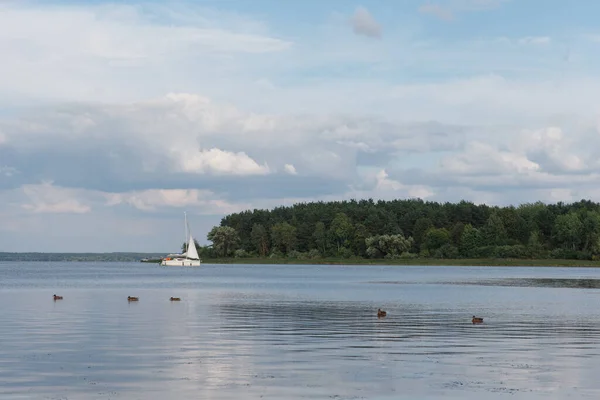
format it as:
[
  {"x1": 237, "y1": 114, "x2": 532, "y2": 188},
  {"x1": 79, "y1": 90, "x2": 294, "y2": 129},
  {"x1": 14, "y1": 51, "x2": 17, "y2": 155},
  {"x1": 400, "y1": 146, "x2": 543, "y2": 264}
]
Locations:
[{"x1": 1, "y1": 262, "x2": 600, "y2": 399}]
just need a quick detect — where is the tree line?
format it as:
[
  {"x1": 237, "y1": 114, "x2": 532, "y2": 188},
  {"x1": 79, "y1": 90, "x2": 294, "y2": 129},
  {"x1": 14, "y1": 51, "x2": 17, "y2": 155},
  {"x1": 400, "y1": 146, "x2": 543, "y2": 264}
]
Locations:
[{"x1": 190, "y1": 198, "x2": 600, "y2": 261}]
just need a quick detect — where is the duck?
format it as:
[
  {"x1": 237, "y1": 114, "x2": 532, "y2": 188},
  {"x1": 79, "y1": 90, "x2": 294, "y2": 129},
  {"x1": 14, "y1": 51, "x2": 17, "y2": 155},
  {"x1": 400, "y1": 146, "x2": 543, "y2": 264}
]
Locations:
[
  {"x1": 127, "y1": 296, "x2": 139, "y2": 301},
  {"x1": 377, "y1": 308, "x2": 387, "y2": 318},
  {"x1": 53, "y1": 294, "x2": 63, "y2": 300},
  {"x1": 472, "y1": 316, "x2": 484, "y2": 324},
  {"x1": 170, "y1": 297, "x2": 181, "y2": 301}
]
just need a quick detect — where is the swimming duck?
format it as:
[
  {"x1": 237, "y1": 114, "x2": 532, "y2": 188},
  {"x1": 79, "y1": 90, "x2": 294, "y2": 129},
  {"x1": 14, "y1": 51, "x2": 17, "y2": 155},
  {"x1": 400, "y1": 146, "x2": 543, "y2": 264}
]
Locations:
[
  {"x1": 127, "y1": 296, "x2": 139, "y2": 301},
  {"x1": 472, "y1": 316, "x2": 483, "y2": 324},
  {"x1": 53, "y1": 294, "x2": 63, "y2": 300},
  {"x1": 170, "y1": 297, "x2": 181, "y2": 301},
  {"x1": 377, "y1": 308, "x2": 387, "y2": 318}
]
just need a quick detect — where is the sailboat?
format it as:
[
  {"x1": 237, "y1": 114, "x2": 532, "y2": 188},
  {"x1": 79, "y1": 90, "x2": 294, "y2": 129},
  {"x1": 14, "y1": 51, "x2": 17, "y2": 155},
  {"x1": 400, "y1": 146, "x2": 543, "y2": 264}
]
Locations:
[{"x1": 160, "y1": 212, "x2": 202, "y2": 267}]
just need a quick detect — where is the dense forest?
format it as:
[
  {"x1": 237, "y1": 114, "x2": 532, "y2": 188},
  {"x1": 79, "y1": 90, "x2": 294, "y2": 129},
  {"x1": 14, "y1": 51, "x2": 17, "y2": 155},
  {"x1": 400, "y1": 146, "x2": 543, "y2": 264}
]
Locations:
[{"x1": 196, "y1": 198, "x2": 600, "y2": 261}]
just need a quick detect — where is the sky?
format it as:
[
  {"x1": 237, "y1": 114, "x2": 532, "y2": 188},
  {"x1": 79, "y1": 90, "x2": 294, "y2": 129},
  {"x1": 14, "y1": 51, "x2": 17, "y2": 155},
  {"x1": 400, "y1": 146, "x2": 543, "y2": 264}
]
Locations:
[{"x1": 2, "y1": 0, "x2": 600, "y2": 252}]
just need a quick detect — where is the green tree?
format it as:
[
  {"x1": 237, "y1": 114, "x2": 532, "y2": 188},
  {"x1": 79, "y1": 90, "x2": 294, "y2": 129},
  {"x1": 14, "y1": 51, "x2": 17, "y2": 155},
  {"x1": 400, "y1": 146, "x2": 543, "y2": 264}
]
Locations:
[
  {"x1": 413, "y1": 217, "x2": 433, "y2": 250},
  {"x1": 534, "y1": 205, "x2": 556, "y2": 242},
  {"x1": 481, "y1": 212, "x2": 507, "y2": 245},
  {"x1": 434, "y1": 244, "x2": 459, "y2": 259},
  {"x1": 365, "y1": 234, "x2": 414, "y2": 258},
  {"x1": 271, "y1": 222, "x2": 297, "y2": 254},
  {"x1": 581, "y1": 211, "x2": 600, "y2": 252},
  {"x1": 527, "y1": 230, "x2": 543, "y2": 257},
  {"x1": 296, "y1": 222, "x2": 313, "y2": 252},
  {"x1": 553, "y1": 212, "x2": 583, "y2": 251},
  {"x1": 313, "y1": 222, "x2": 327, "y2": 255},
  {"x1": 459, "y1": 224, "x2": 481, "y2": 257},
  {"x1": 422, "y1": 228, "x2": 451, "y2": 253},
  {"x1": 352, "y1": 223, "x2": 369, "y2": 257},
  {"x1": 250, "y1": 223, "x2": 270, "y2": 257},
  {"x1": 498, "y1": 207, "x2": 522, "y2": 242},
  {"x1": 207, "y1": 226, "x2": 240, "y2": 257},
  {"x1": 450, "y1": 222, "x2": 465, "y2": 247},
  {"x1": 330, "y1": 212, "x2": 353, "y2": 253},
  {"x1": 181, "y1": 239, "x2": 201, "y2": 254}
]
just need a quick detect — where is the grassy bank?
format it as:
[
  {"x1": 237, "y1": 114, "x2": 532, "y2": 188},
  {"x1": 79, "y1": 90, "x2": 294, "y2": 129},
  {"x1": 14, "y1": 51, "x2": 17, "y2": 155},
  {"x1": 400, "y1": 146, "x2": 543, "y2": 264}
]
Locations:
[{"x1": 200, "y1": 257, "x2": 600, "y2": 267}]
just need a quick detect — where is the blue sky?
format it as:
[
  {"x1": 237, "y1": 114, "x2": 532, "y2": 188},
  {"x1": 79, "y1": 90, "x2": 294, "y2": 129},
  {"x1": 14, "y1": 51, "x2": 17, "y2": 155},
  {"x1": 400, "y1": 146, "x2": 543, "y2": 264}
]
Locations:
[{"x1": 1, "y1": 0, "x2": 600, "y2": 252}]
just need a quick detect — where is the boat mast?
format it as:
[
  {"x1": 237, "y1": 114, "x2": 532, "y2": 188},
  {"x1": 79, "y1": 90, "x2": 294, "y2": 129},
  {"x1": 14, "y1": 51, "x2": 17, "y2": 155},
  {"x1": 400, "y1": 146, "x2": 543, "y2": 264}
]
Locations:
[{"x1": 184, "y1": 211, "x2": 188, "y2": 252}]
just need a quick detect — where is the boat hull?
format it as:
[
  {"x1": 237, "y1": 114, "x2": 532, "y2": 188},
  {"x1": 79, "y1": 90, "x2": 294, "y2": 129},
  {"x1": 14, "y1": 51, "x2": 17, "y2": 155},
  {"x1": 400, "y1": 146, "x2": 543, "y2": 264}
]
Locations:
[{"x1": 161, "y1": 259, "x2": 201, "y2": 267}]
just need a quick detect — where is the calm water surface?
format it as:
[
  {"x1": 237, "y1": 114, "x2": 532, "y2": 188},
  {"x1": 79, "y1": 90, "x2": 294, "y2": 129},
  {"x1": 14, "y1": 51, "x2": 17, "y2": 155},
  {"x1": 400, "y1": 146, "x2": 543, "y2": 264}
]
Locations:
[{"x1": 1, "y1": 262, "x2": 600, "y2": 399}]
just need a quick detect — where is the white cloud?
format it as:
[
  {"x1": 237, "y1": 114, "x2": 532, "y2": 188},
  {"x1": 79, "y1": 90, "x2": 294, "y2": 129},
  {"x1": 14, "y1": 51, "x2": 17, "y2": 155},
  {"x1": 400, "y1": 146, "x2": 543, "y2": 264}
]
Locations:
[
  {"x1": 425, "y1": 125, "x2": 594, "y2": 197},
  {"x1": 21, "y1": 200, "x2": 90, "y2": 215},
  {"x1": 0, "y1": 4, "x2": 290, "y2": 57},
  {"x1": 284, "y1": 164, "x2": 298, "y2": 175},
  {"x1": 106, "y1": 188, "x2": 251, "y2": 215},
  {"x1": 349, "y1": 7, "x2": 382, "y2": 38},
  {"x1": 106, "y1": 189, "x2": 211, "y2": 210},
  {"x1": 176, "y1": 147, "x2": 270, "y2": 176},
  {"x1": 512, "y1": 127, "x2": 586, "y2": 172},
  {"x1": 548, "y1": 188, "x2": 574, "y2": 203},
  {"x1": 0, "y1": 3, "x2": 291, "y2": 105},
  {"x1": 19, "y1": 182, "x2": 92, "y2": 214},
  {"x1": 440, "y1": 142, "x2": 541, "y2": 175},
  {"x1": 373, "y1": 169, "x2": 435, "y2": 199},
  {"x1": 389, "y1": 75, "x2": 600, "y2": 125},
  {"x1": 1, "y1": 181, "x2": 252, "y2": 218}
]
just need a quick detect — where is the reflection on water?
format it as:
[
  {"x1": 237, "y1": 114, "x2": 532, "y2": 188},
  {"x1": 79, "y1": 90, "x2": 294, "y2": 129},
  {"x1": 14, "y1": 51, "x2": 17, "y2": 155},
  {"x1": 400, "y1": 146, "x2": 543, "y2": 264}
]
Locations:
[
  {"x1": 373, "y1": 278, "x2": 600, "y2": 289},
  {"x1": 1, "y1": 262, "x2": 600, "y2": 399},
  {"x1": 453, "y1": 278, "x2": 600, "y2": 290}
]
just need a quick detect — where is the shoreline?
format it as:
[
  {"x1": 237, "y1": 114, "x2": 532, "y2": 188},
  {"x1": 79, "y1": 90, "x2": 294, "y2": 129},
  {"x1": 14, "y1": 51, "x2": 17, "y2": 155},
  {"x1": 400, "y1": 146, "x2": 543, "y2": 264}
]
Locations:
[
  {"x1": 199, "y1": 258, "x2": 600, "y2": 267},
  {"x1": 2, "y1": 254, "x2": 600, "y2": 267}
]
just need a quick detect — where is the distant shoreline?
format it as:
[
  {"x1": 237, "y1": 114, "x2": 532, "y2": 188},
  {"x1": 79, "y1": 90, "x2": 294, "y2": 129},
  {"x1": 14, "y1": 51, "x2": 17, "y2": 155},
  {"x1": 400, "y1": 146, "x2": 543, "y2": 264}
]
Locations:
[
  {"x1": 0, "y1": 252, "x2": 166, "y2": 263},
  {"x1": 2, "y1": 253, "x2": 600, "y2": 267}
]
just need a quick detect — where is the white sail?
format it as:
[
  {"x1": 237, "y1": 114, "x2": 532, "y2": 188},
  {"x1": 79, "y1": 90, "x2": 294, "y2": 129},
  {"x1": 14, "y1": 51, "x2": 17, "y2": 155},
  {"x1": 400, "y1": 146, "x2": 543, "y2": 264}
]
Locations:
[{"x1": 186, "y1": 235, "x2": 199, "y2": 259}]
